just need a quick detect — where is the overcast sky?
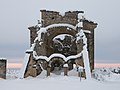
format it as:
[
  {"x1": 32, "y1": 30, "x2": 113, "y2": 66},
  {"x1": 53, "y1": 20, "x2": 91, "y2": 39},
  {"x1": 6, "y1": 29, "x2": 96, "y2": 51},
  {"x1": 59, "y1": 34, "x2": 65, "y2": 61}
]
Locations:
[{"x1": 0, "y1": 0, "x2": 120, "y2": 63}]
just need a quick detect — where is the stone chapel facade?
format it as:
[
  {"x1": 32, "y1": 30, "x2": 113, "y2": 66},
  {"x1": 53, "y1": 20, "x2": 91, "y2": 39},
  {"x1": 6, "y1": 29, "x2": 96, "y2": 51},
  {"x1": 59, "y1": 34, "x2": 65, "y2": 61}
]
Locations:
[{"x1": 21, "y1": 10, "x2": 97, "y2": 78}]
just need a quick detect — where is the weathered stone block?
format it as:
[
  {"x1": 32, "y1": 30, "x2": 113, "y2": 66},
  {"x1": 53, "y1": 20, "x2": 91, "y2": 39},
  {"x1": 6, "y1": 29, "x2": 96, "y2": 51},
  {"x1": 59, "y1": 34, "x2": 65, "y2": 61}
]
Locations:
[{"x1": 0, "y1": 59, "x2": 7, "y2": 79}]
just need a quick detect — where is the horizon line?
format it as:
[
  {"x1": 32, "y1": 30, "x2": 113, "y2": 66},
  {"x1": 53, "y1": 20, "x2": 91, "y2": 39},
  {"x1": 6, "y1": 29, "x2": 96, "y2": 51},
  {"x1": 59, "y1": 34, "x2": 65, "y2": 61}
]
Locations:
[{"x1": 7, "y1": 63, "x2": 120, "y2": 68}]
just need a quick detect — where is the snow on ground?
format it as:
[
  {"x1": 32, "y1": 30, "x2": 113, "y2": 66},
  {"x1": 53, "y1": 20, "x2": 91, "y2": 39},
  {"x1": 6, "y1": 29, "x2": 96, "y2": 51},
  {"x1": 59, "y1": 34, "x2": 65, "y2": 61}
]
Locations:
[
  {"x1": 6, "y1": 68, "x2": 20, "y2": 79},
  {"x1": 0, "y1": 76, "x2": 120, "y2": 90},
  {"x1": 0, "y1": 68, "x2": 120, "y2": 90},
  {"x1": 93, "y1": 68, "x2": 120, "y2": 82}
]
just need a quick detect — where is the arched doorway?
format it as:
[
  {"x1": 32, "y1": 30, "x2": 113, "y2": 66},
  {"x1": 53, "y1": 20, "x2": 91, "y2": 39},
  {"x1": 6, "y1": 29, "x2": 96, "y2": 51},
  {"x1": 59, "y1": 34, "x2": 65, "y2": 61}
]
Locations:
[{"x1": 49, "y1": 57, "x2": 65, "y2": 75}]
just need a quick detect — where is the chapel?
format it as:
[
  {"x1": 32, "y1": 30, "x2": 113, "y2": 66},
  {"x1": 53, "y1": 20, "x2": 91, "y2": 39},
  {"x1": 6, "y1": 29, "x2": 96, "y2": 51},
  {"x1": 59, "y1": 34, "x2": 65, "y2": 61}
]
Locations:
[{"x1": 20, "y1": 10, "x2": 97, "y2": 78}]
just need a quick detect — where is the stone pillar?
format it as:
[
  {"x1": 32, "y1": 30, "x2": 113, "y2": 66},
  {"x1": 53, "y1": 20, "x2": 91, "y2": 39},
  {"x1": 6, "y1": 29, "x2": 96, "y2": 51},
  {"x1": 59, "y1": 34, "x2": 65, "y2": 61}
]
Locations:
[
  {"x1": 76, "y1": 39, "x2": 83, "y2": 54},
  {"x1": 47, "y1": 65, "x2": 51, "y2": 76},
  {"x1": 64, "y1": 64, "x2": 68, "y2": 76},
  {"x1": 0, "y1": 59, "x2": 7, "y2": 79},
  {"x1": 28, "y1": 27, "x2": 38, "y2": 46},
  {"x1": 78, "y1": 72, "x2": 81, "y2": 77},
  {"x1": 77, "y1": 66, "x2": 83, "y2": 78},
  {"x1": 86, "y1": 30, "x2": 94, "y2": 71}
]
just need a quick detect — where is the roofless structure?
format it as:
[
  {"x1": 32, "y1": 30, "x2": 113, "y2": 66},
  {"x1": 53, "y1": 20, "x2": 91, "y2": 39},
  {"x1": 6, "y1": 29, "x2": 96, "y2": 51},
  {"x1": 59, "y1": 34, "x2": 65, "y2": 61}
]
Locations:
[{"x1": 20, "y1": 10, "x2": 97, "y2": 79}]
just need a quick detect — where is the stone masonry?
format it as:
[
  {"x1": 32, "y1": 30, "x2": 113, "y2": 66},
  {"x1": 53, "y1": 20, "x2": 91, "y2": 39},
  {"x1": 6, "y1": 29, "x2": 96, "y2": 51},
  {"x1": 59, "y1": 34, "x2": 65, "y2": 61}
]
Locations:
[
  {"x1": 0, "y1": 59, "x2": 7, "y2": 79},
  {"x1": 24, "y1": 10, "x2": 97, "y2": 78}
]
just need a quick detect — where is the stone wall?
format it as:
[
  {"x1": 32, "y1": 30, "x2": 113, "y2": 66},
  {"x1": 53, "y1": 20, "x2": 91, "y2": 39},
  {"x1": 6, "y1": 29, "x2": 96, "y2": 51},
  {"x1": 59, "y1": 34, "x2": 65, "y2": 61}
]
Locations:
[
  {"x1": 0, "y1": 59, "x2": 7, "y2": 79},
  {"x1": 40, "y1": 10, "x2": 82, "y2": 27}
]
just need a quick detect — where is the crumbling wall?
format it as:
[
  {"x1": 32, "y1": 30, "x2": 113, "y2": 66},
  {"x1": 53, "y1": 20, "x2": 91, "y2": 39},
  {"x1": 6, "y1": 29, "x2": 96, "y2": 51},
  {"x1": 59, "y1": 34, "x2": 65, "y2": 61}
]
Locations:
[
  {"x1": 26, "y1": 10, "x2": 97, "y2": 77},
  {"x1": 40, "y1": 10, "x2": 80, "y2": 27}
]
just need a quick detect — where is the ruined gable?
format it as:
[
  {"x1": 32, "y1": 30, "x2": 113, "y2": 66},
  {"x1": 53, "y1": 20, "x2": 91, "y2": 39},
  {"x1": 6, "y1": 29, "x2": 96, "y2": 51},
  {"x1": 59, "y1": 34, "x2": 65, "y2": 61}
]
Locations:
[{"x1": 21, "y1": 10, "x2": 97, "y2": 78}]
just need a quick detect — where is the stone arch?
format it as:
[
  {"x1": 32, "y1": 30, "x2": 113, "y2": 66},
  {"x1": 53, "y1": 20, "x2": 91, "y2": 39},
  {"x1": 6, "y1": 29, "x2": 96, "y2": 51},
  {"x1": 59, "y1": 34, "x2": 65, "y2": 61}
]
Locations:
[
  {"x1": 44, "y1": 23, "x2": 77, "y2": 42},
  {"x1": 47, "y1": 27, "x2": 77, "y2": 44},
  {"x1": 49, "y1": 57, "x2": 65, "y2": 72},
  {"x1": 45, "y1": 23, "x2": 76, "y2": 30},
  {"x1": 42, "y1": 24, "x2": 78, "y2": 56}
]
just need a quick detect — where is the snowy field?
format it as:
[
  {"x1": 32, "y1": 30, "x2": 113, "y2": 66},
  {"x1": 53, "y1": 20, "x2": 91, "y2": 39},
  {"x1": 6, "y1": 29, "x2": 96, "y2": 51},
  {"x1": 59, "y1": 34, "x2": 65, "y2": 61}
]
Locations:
[{"x1": 0, "y1": 68, "x2": 120, "y2": 90}]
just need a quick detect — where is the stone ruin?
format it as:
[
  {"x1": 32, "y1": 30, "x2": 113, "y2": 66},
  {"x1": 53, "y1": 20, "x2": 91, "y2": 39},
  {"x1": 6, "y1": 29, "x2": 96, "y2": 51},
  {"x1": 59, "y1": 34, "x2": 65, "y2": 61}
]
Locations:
[
  {"x1": 20, "y1": 10, "x2": 97, "y2": 78},
  {"x1": 0, "y1": 59, "x2": 7, "y2": 79}
]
